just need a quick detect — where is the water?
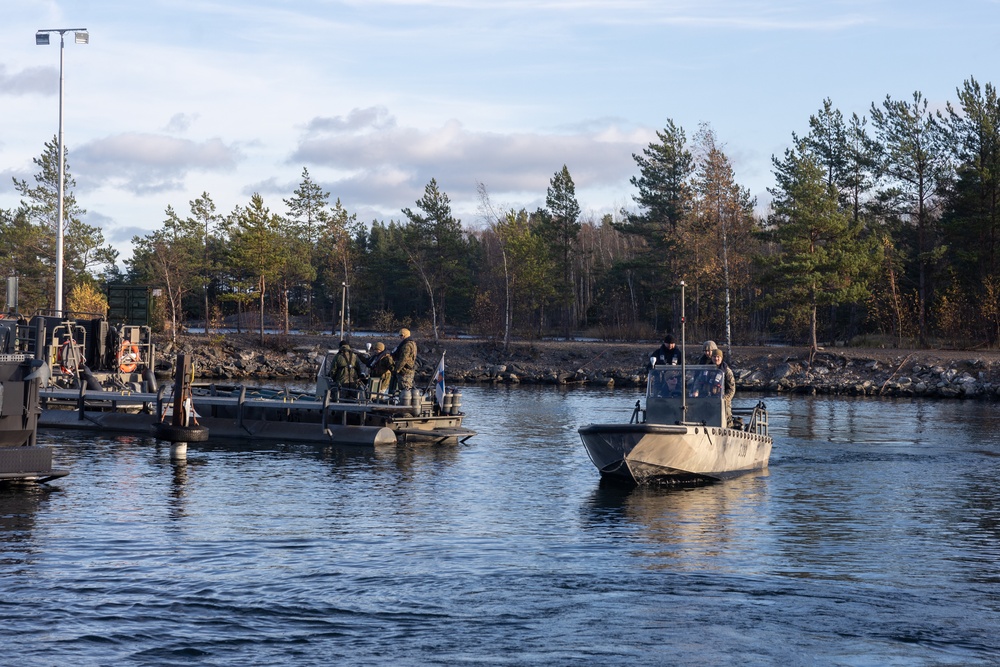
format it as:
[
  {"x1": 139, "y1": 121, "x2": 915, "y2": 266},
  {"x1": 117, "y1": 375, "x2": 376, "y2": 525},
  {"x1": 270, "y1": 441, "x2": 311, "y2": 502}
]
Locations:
[{"x1": 3, "y1": 387, "x2": 1000, "y2": 666}]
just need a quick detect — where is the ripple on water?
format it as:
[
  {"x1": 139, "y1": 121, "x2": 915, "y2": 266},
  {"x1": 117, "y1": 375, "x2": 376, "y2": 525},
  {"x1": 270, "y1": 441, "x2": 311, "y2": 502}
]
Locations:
[{"x1": 1, "y1": 389, "x2": 999, "y2": 665}]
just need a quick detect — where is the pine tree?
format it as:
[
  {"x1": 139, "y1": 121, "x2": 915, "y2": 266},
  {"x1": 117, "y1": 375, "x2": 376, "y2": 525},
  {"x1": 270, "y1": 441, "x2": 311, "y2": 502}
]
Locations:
[
  {"x1": 765, "y1": 145, "x2": 875, "y2": 358},
  {"x1": 870, "y1": 92, "x2": 950, "y2": 344},
  {"x1": 619, "y1": 120, "x2": 694, "y2": 329},
  {"x1": 538, "y1": 165, "x2": 581, "y2": 337},
  {"x1": 284, "y1": 168, "x2": 330, "y2": 324},
  {"x1": 12, "y1": 137, "x2": 117, "y2": 306},
  {"x1": 401, "y1": 178, "x2": 469, "y2": 342},
  {"x1": 225, "y1": 194, "x2": 286, "y2": 343}
]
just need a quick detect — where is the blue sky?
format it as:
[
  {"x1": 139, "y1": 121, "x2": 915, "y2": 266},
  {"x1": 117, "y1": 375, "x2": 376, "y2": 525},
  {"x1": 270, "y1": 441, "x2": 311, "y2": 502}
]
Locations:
[{"x1": 2, "y1": 1, "x2": 999, "y2": 264}]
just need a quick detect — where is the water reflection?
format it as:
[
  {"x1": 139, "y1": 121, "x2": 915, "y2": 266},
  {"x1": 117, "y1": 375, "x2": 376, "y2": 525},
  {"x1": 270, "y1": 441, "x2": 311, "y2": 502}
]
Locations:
[
  {"x1": 584, "y1": 473, "x2": 772, "y2": 572},
  {"x1": 0, "y1": 485, "x2": 54, "y2": 546}
]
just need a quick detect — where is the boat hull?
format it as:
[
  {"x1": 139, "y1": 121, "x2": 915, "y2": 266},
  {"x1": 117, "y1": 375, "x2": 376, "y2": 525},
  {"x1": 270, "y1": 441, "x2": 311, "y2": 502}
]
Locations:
[
  {"x1": 579, "y1": 423, "x2": 772, "y2": 485},
  {"x1": 0, "y1": 353, "x2": 68, "y2": 483}
]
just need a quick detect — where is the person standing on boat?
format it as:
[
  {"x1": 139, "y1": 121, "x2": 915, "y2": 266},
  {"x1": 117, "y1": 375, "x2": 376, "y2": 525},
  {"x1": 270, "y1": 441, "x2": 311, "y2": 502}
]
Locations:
[
  {"x1": 710, "y1": 348, "x2": 736, "y2": 427},
  {"x1": 330, "y1": 339, "x2": 364, "y2": 389},
  {"x1": 697, "y1": 340, "x2": 719, "y2": 364},
  {"x1": 392, "y1": 328, "x2": 418, "y2": 391},
  {"x1": 366, "y1": 341, "x2": 394, "y2": 396},
  {"x1": 649, "y1": 334, "x2": 681, "y2": 367}
]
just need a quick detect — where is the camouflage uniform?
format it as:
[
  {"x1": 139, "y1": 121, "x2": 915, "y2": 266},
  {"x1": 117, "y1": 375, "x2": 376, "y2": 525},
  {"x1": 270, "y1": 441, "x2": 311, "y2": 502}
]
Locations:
[
  {"x1": 392, "y1": 332, "x2": 418, "y2": 391},
  {"x1": 366, "y1": 347, "x2": 394, "y2": 394}
]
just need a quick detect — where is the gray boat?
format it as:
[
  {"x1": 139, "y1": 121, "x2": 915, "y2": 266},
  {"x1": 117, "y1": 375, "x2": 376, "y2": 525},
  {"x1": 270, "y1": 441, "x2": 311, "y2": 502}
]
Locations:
[
  {"x1": 579, "y1": 364, "x2": 772, "y2": 484},
  {"x1": 34, "y1": 316, "x2": 473, "y2": 447},
  {"x1": 0, "y1": 283, "x2": 69, "y2": 483},
  {"x1": 579, "y1": 281, "x2": 772, "y2": 485}
]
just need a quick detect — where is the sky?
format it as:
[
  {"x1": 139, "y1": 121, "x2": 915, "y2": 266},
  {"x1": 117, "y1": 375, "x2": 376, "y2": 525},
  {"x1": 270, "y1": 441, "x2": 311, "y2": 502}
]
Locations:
[{"x1": 2, "y1": 0, "x2": 999, "y2": 266}]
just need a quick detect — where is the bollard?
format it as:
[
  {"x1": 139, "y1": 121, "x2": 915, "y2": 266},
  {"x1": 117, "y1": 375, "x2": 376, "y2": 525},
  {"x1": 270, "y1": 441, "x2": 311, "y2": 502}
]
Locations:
[
  {"x1": 451, "y1": 390, "x2": 462, "y2": 415},
  {"x1": 443, "y1": 390, "x2": 454, "y2": 415}
]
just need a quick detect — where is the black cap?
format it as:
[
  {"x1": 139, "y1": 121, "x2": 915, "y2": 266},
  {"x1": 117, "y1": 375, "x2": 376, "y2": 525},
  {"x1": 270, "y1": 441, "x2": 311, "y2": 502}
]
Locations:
[{"x1": 664, "y1": 334, "x2": 674, "y2": 345}]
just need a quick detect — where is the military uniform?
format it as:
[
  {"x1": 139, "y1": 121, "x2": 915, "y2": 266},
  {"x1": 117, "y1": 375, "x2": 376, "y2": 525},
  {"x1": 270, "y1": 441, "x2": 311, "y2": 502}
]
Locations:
[
  {"x1": 366, "y1": 344, "x2": 394, "y2": 396},
  {"x1": 392, "y1": 329, "x2": 417, "y2": 391},
  {"x1": 330, "y1": 342, "x2": 363, "y2": 388}
]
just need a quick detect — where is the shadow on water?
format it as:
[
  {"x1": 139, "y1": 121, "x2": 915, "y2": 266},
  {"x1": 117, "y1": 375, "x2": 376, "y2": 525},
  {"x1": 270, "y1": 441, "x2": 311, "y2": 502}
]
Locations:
[{"x1": 0, "y1": 484, "x2": 59, "y2": 546}]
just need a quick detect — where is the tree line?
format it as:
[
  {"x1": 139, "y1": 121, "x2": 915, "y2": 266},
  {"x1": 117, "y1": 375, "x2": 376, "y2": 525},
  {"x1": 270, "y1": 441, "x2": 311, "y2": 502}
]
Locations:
[{"x1": 3, "y1": 76, "x2": 999, "y2": 351}]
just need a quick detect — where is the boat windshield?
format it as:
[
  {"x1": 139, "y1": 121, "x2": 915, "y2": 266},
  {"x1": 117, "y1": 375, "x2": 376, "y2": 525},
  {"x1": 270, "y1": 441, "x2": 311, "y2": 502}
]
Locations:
[
  {"x1": 647, "y1": 366, "x2": 685, "y2": 399},
  {"x1": 646, "y1": 365, "x2": 725, "y2": 426}
]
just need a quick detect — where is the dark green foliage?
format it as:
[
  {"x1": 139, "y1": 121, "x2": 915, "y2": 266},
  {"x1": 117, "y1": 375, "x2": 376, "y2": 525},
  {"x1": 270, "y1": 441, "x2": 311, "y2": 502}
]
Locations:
[
  {"x1": 401, "y1": 179, "x2": 474, "y2": 341},
  {"x1": 10, "y1": 137, "x2": 117, "y2": 308},
  {"x1": 616, "y1": 120, "x2": 694, "y2": 328},
  {"x1": 765, "y1": 144, "x2": 877, "y2": 353},
  {"x1": 10, "y1": 78, "x2": 1000, "y2": 348}
]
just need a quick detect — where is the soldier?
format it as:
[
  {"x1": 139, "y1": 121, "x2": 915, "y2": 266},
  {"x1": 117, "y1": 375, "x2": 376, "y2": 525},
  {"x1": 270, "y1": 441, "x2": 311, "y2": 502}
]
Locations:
[
  {"x1": 330, "y1": 339, "x2": 363, "y2": 389},
  {"x1": 392, "y1": 328, "x2": 418, "y2": 391},
  {"x1": 710, "y1": 348, "x2": 736, "y2": 427},
  {"x1": 365, "y1": 341, "x2": 394, "y2": 397}
]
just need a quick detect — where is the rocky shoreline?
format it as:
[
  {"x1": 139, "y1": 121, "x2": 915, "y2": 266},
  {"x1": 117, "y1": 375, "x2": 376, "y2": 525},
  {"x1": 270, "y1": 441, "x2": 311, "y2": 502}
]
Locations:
[{"x1": 153, "y1": 333, "x2": 1000, "y2": 400}]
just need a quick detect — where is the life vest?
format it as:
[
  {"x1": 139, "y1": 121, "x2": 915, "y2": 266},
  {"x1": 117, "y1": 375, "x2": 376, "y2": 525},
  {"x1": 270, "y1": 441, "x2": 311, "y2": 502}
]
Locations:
[{"x1": 332, "y1": 348, "x2": 359, "y2": 385}]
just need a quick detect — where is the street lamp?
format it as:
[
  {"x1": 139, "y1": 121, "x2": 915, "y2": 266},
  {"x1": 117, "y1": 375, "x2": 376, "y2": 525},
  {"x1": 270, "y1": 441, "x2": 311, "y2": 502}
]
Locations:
[{"x1": 36, "y1": 27, "x2": 88, "y2": 317}]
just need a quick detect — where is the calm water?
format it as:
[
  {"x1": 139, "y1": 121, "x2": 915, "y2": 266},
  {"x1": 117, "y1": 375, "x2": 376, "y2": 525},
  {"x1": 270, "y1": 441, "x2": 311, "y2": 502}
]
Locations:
[{"x1": 2, "y1": 387, "x2": 1000, "y2": 666}]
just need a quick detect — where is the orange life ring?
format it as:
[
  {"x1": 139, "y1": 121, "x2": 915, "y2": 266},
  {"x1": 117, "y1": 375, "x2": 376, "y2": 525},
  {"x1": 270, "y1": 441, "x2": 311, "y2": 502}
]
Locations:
[
  {"x1": 117, "y1": 341, "x2": 140, "y2": 373},
  {"x1": 57, "y1": 340, "x2": 84, "y2": 374}
]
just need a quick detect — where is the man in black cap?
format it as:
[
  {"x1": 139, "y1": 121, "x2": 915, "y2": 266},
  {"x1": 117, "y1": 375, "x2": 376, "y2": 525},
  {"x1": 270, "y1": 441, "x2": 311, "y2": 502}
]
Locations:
[{"x1": 649, "y1": 334, "x2": 682, "y2": 368}]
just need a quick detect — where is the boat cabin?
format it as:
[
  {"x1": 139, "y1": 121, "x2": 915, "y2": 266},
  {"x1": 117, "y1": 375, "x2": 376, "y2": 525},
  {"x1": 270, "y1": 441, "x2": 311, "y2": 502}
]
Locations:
[{"x1": 645, "y1": 365, "x2": 727, "y2": 428}]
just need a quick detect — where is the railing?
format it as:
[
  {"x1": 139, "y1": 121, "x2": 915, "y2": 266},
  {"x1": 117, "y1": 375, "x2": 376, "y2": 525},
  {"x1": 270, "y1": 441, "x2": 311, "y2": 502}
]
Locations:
[{"x1": 732, "y1": 401, "x2": 769, "y2": 436}]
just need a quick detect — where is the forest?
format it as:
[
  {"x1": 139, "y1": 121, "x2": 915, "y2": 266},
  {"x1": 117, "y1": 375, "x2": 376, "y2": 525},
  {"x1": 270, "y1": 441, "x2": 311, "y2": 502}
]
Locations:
[{"x1": 2, "y1": 77, "x2": 999, "y2": 353}]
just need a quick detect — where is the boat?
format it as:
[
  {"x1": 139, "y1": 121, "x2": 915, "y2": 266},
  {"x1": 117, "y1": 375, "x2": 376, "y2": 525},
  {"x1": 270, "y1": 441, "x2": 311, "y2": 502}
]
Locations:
[
  {"x1": 579, "y1": 364, "x2": 772, "y2": 484},
  {"x1": 33, "y1": 313, "x2": 474, "y2": 447},
  {"x1": 578, "y1": 282, "x2": 772, "y2": 485},
  {"x1": 0, "y1": 285, "x2": 69, "y2": 483}
]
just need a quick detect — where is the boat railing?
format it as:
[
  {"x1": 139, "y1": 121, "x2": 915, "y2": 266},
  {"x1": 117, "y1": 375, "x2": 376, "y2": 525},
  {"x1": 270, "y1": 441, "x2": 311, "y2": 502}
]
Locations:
[{"x1": 732, "y1": 401, "x2": 769, "y2": 436}]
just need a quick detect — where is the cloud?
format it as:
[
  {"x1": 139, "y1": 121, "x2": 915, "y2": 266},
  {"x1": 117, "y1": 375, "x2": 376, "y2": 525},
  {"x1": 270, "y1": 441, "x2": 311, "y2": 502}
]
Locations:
[
  {"x1": 291, "y1": 111, "x2": 645, "y2": 211},
  {"x1": 0, "y1": 63, "x2": 56, "y2": 96},
  {"x1": 73, "y1": 133, "x2": 242, "y2": 195},
  {"x1": 305, "y1": 107, "x2": 396, "y2": 134},
  {"x1": 163, "y1": 113, "x2": 199, "y2": 133}
]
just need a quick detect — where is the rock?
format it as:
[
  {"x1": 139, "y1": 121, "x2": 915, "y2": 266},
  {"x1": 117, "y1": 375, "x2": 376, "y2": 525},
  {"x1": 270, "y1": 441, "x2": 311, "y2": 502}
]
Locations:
[{"x1": 773, "y1": 363, "x2": 795, "y2": 380}]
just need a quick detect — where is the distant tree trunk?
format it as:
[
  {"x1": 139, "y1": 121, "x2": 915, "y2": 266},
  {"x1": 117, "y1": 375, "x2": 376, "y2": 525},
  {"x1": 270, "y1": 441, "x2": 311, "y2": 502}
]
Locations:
[{"x1": 258, "y1": 277, "x2": 266, "y2": 344}]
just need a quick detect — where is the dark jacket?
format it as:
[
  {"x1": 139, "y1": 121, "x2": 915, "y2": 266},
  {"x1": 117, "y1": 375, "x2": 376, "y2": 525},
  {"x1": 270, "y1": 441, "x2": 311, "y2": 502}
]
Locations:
[{"x1": 649, "y1": 343, "x2": 682, "y2": 368}]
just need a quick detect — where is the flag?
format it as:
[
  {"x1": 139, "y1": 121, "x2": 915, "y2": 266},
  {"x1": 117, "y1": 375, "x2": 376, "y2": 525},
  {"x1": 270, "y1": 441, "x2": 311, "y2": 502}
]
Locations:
[{"x1": 434, "y1": 352, "x2": 446, "y2": 410}]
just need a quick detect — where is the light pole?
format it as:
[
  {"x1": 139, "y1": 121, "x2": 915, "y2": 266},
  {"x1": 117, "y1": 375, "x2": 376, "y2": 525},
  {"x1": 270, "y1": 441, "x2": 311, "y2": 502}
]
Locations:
[
  {"x1": 36, "y1": 27, "x2": 88, "y2": 317},
  {"x1": 339, "y1": 282, "x2": 347, "y2": 339}
]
